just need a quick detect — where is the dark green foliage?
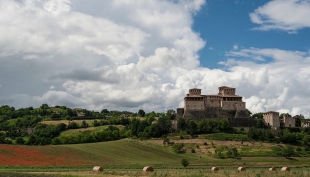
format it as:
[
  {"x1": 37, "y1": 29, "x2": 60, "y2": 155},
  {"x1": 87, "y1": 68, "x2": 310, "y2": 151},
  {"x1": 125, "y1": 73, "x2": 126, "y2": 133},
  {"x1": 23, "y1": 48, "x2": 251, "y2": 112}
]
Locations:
[
  {"x1": 181, "y1": 159, "x2": 189, "y2": 168},
  {"x1": 163, "y1": 137, "x2": 170, "y2": 145},
  {"x1": 226, "y1": 150, "x2": 233, "y2": 158},
  {"x1": 68, "y1": 121, "x2": 79, "y2": 129},
  {"x1": 251, "y1": 112, "x2": 263, "y2": 119},
  {"x1": 177, "y1": 118, "x2": 187, "y2": 131},
  {"x1": 248, "y1": 128, "x2": 275, "y2": 142},
  {"x1": 157, "y1": 116, "x2": 172, "y2": 135},
  {"x1": 187, "y1": 120, "x2": 197, "y2": 136},
  {"x1": 197, "y1": 119, "x2": 231, "y2": 134},
  {"x1": 81, "y1": 120, "x2": 88, "y2": 128},
  {"x1": 138, "y1": 109, "x2": 145, "y2": 117},
  {"x1": 15, "y1": 137, "x2": 25, "y2": 145},
  {"x1": 295, "y1": 117, "x2": 301, "y2": 127},
  {"x1": 101, "y1": 109, "x2": 109, "y2": 114},
  {"x1": 172, "y1": 143, "x2": 184, "y2": 153},
  {"x1": 272, "y1": 145, "x2": 295, "y2": 158},
  {"x1": 279, "y1": 129, "x2": 298, "y2": 144},
  {"x1": 0, "y1": 132, "x2": 5, "y2": 143},
  {"x1": 92, "y1": 120, "x2": 100, "y2": 127},
  {"x1": 166, "y1": 109, "x2": 176, "y2": 120},
  {"x1": 256, "y1": 118, "x2": 267, "y2": 128}
]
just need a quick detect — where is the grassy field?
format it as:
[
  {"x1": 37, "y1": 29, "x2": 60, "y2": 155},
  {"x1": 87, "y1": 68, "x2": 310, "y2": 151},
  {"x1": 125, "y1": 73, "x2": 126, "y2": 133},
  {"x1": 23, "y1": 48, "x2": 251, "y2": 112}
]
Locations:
[
  {"x1": 41, "y1": 120, "x2": 98, "y2": 126},
  {"x1": 2, "y1": 168, "x2": 310, "y2": 177},
  {"x1": 1, "y1": 138, "x2": 310, "y2": 176},
  {"x1": 59, "y1": 125, "x2": 124, "y2": 136}
]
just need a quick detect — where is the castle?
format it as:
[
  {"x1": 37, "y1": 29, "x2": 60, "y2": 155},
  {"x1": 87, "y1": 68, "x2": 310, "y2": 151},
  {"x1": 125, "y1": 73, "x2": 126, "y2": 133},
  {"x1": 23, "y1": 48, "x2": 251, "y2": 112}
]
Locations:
[
  {"x1": 263, "y1": 112, "x2": 296, "y2": 129},
  {"x1": 177, "y1": 86, "x2": 249, "y2": 120}
]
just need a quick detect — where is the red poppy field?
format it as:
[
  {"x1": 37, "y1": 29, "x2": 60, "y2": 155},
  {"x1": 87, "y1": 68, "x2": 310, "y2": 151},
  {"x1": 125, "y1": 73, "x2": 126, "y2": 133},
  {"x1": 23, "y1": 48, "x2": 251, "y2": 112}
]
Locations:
[
  {"x1": 0, "y1": 139, "x2": 183, "y2": 168},
  {"x1": 0, "y1": 144, "x2": 109, "y2": 166}
]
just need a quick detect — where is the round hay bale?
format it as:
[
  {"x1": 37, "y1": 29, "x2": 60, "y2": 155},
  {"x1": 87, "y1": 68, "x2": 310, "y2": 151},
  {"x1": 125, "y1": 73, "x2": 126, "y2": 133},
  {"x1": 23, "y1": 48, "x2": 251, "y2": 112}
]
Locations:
[
  {"x1": 281, "y1": 167, "x2": 290, "y2": 171},
  {"x1": 211, "y1": 167, "x2": 219, "y2": 172},
  {"x1": 143, "y1": 166, "x2": 154, "y2": 172},
  {"x1": 92, "y1": 166, "x2": 103, "y2": 172},
  {"x1": 238, "y1": 167, "x2": 246, "y2": 172},
  {"x1": 269, "y1": 167, "x2": 277, "y2": 171}
]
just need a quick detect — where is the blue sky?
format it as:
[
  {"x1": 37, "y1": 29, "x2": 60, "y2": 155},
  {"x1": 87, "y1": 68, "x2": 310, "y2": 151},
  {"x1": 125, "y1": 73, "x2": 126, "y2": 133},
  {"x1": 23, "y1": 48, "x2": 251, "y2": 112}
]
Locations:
[
  {"x1": 193, "y1": 0, "x2": 310, "y2": 68},
  {"x1": 1, "y1": 0, "x2": 310, "y2": 117}
]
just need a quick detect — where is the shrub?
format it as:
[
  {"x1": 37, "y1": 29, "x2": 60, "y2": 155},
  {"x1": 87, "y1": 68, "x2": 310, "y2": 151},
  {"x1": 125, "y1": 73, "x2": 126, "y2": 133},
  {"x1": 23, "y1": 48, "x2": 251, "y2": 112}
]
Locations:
[
  {"x1": 15, "y1": 137, "x2": 25, "y2": 145},
  {"x1": 191, "y1": 149, "x2": 196, "y2": 153},
  {"x1": 172, "y1": 143, "x2": 184, "y2": 153},
  {"x1": 181, "y1": 159, "x2": 189, "y2": 168},
  {"x1": 203, "y1": 142, "x2": 208, "y2": 146}
]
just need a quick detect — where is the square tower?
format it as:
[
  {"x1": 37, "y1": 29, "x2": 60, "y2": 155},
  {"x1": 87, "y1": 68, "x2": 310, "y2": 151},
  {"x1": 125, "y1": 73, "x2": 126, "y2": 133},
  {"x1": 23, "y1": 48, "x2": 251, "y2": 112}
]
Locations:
[
  {"x1": 263, "y1": 111, "x2": 280, "y2": 129},
  {"x1": 218, "y1": 86, "x2": 236, "y2": 96}
]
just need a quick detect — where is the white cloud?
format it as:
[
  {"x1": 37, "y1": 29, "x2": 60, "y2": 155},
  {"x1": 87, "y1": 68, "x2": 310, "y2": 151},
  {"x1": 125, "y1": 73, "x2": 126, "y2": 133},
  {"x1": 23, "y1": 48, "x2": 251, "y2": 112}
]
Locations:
[
  {"x1": 250, "y1": 0, "x2": 310, "y2": 32},
  {"x1": 0, "y1": 0, "x2": 206, "y2": 112},
  {"x1": 1, "y1": 0, "x2": 310, "y2": 118},
  {"x1": 233, "y1": 45, "x2": 238, "y2": 50}
]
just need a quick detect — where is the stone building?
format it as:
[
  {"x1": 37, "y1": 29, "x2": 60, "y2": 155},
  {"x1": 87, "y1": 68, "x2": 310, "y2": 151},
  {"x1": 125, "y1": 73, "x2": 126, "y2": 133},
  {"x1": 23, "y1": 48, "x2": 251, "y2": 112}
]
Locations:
[
  {"x1": 263, "y1": 111, "x2": 296, "y2": 129},
  {"x1": 177, "y1": 86, "x2": 248, "y2": 120},
  {"x1": 263, "y1": 111, "x2": 280, "y2": 129},
  {"x1": 282, "y1": 113, "x2": 296, "y2": 127},
  {"x1": 302, "y1": 121, "x2": 310, "y2": 127}
]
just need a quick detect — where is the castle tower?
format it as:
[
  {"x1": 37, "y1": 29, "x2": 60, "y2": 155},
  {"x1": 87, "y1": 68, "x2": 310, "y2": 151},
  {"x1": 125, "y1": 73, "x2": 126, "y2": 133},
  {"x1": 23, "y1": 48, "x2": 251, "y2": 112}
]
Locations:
[
  {"x1": 184, "y1": 88, "x2": 204, "y2": 111},
  {"x1": 188, "y1": 88, "x2": 201, "y2": 96},
  {"x1": 218, "y1": 86, "x2": 236, "y2": 96},
  {"x1": 263, "y1": 111, "x2": 280, "y2": 129}
]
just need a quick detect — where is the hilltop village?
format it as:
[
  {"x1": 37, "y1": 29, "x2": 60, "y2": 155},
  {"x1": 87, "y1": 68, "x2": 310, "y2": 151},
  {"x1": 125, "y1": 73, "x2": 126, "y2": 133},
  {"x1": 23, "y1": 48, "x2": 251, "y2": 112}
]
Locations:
[{"x1": 176, "y1": 86, "x2": 298, "y2": 129}]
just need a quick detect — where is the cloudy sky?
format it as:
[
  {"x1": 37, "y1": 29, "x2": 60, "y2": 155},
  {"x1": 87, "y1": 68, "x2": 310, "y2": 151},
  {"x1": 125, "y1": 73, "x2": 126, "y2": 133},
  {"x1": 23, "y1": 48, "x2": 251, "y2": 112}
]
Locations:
[{"x1": 1, "y1": 0, "x2": 310, "y2": 117}]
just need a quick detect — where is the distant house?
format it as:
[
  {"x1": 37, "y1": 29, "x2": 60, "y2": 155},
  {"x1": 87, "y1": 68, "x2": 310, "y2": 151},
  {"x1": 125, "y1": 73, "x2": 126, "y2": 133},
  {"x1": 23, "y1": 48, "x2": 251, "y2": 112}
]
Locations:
[
  {"x1": 302, "y1": 121, "x2": 310, "y2": 127},
  {"x1": 77, "y1": 112, "x2": 85, "y2": 117},
  {"x1": 20, "y1": 128, "x2": 35, "y2": 134}
]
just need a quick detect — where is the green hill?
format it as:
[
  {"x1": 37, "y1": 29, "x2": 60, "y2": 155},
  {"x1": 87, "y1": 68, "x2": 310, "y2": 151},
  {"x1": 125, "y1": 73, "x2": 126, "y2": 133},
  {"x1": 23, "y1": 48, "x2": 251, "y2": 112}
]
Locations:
[{"x1": 0, "y1": 139, "x2": 190, "y2": 168}]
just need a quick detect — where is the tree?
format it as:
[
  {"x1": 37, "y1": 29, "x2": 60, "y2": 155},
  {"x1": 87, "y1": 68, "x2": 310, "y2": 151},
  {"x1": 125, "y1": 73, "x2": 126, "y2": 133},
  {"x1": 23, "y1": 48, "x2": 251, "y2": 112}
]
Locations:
[
  {"x1": 295, "y1": 117, "x2": 301, "y2": 127},
  {"x1": 275, "y1": 145, "x2": 295, "y2": 158},
  {"x1": 68, "y1": 121, "x2": 79, "y2": 129},
  {"x1": 157, "y1": 116, "x2": 172, "y2": 135},
  {"x1": 101, "y1": 109, "x2": 109, "y2": 114},
  {"x1": 40, "y1": 103, "x2": 49, "y2": 110},
  {"x1": 138, "y1": 109, "x2": 145, "y2": 117},
  {"x1": 81, "y1": 120, "x2": 88, "y2": 128},
  {"x1": 172, "y1": 143, "x2": 184, "y2": 153},
  {"x1": 166, "y1": 109, "x2": 176, "y2": 120},
  {"x1": 15, "y1": 137, "x2": 25, "y2": 145},
  {"x1": 280, "y1": 113, "x2": 291, "y2": 119},
  {"x1": 256, "y1": 118, "x2": 266, "y2": 128},
  {"x1": 188, "y1": 120, "x2": 197, "y2": 136},
  {"x1": 231, "y1": 147, "x2": 238, "y2": 158},
  {"x1": 246, "y1": 109, "x2": 252, "y2": 116},
  {"x1": 177, "y1": 118, "x2": 187, "y2": 131},
  {"x1": 181, "y1": 159, "x2": 189, "y2": 168},
  {"x1": 251, "y1": 112, "x2": 263, "y2": 119}
]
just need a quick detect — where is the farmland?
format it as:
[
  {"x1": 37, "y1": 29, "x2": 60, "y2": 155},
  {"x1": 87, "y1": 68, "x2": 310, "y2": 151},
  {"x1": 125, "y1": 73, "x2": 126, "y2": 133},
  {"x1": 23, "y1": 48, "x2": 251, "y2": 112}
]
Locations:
[{"x1": 1, "y1": 138, "x2": 310, "y2": 176}]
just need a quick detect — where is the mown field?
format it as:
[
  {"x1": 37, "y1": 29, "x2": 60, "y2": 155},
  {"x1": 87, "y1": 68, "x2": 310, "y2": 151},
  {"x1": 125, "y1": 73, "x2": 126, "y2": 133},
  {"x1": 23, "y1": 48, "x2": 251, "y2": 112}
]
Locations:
[{"x1": 1, "y1": 138, "x2": 310, "y2": 176}]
